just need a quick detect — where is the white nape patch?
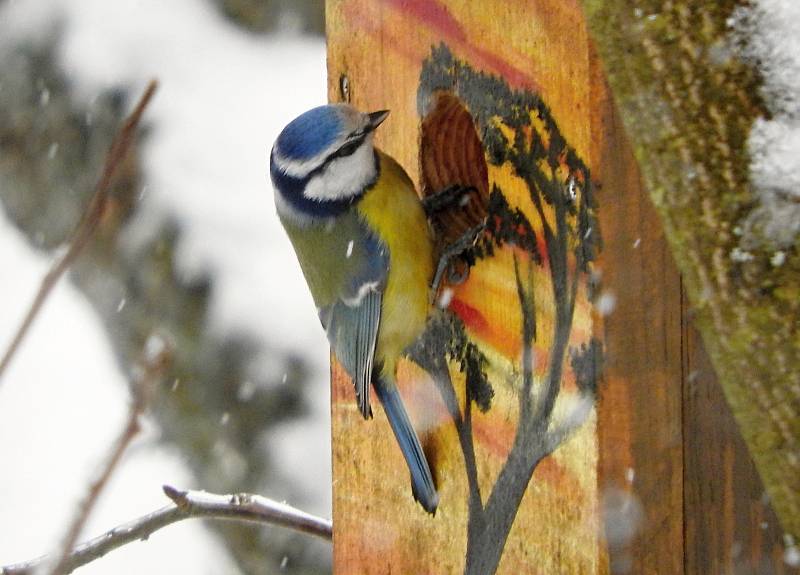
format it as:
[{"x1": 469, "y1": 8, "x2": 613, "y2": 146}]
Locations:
[
  {"x1": 273, "y1": 144, "x2": 337, "y2": 179},
  {"x1": 304, "y1": 136, "x2": 376, "y2": 201}
]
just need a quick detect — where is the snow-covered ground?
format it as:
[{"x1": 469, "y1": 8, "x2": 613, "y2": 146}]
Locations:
[{"x1": 0, "y1": 0, "x2": 329, "y2": 571}]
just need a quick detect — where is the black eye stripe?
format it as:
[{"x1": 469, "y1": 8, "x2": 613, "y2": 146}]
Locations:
[
  {"x1": 301, "y1": 133, "x2": 368, "y2": 180},
  {"x1": 328, "y1": 134, "x2": 366, "y2": 160},
  {"x1": 335, "y1": 140, "x2": 362, "y2": 158}
]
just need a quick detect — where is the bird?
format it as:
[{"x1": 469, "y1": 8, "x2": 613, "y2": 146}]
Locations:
[{"x1": 269, "y1": 103, "x2": 439, "y2": 513}]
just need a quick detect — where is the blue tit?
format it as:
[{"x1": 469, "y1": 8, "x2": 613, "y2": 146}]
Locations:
[{"x1": 269, "y1": 104, "x2": 439, "y2": 513}]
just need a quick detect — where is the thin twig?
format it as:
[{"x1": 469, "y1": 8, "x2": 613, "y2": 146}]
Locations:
[
  {"x1": 0, "y1": 80, "x2": 158, "y2": 385},
  {"x1": 48, "y1": 334, "x2": 171, "y2": 575},
  {"x1": 161, "y1": 485, "x2": 332, "y2": 540},
  {"x1": 0, "y1": 485, "x2": 332, "y2": 575}
]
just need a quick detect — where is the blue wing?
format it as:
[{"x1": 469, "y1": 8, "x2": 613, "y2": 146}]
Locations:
[
  {"x1": 316, "y1": 216, "x2": 388, "y2": 419},
  {"x1": 321, "y1": 291, "x2": 381, "y2": 418}
]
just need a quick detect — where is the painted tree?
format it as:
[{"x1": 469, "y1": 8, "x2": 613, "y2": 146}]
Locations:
[{"x1": 411, "y1": 45, "x2": 602, "y2": 575}]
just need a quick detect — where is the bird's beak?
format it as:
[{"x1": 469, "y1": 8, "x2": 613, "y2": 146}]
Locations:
[{"x1": 366, "y1": 110, "x2": 390, "y2": 132}]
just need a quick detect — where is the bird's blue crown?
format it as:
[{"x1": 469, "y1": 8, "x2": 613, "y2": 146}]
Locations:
[
  {"x1": 275, "y1": 105, "x2": 344, "y2": 161},
  {"x1": 271, "y1": 104, "x2": 383, "y2": 221}
]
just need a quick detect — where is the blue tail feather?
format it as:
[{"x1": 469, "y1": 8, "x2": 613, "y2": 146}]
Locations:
[{"x1": 373, "y1": 376, "x2": 439, "y2": 514}]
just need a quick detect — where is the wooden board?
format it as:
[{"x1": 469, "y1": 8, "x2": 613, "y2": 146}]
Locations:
[
  {"x1": 328, "y1": 1, "x2": 601, "y2": 573},
  {"x1": 683, "y1": 314, "x2": 798, "y2": 575},
  {"x1": 591, "y1": 65, "x2": 685, "y2": 574},
  {"x1": 326, "y1": 1, "x2": 799, "y2": 573}
]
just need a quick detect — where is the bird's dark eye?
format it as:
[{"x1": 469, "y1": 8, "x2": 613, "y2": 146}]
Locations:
[{"x1": 337, "y1": 140, "x2": 361, "y2": 158}]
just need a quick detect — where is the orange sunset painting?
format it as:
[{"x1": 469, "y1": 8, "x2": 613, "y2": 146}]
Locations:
[{"x1": 331, "y1": 42, "x2": 603, "y2": 575}]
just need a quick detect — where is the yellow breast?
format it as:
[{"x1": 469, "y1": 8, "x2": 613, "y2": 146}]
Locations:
[{"x1": 356, "y1": 150, "x2": 434, "y2": 376}]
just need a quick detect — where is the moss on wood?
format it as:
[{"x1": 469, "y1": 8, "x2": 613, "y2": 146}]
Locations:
[{"x1": 581, "y1": 0, "x2": 800, "y2": 538}]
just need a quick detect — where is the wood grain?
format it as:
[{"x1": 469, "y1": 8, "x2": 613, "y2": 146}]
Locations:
[
  {"x1": 591, "y1": 47, "x2": 797, "y2": 575},
  {"x1": 591, "y1": 57, "x2": 684, "y2": 574},
  {"x1": 581, "y1": 0, "x2": 800, "y2": 540},
  {"x1": 327, "y1": 1, "x2": 798, "y2": 573},
  {"x1": 328, "y1": 1, "x2": 601, "y2": 573},
  {"x1": 683, "y1": 312, "x2": 799, "y2": 575}
]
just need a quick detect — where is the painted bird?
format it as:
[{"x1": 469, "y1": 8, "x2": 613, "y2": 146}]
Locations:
[{"x1": 269, "y1": 104, "x2": 439, "y2": 513}]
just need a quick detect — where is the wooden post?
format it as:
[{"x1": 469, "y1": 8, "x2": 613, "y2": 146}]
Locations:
[{"x1": 326, "y1": 1, "x2": 798, "y2": 573}]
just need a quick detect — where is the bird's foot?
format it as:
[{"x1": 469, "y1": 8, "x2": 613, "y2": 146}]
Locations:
[{"x1": 430, "y1": 222, "x2": 486, "y2": 306}]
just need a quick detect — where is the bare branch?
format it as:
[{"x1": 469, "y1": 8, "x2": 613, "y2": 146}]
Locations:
[
  {"x1": 0, "y1": 486, "x2": 332, "y2": 575},
  {"x1": 161, "y1": 486, "x2": 333, "y2": 540},
  {"x1": 0, "y1": 80, "x2": 158, "y2": 385},
  {"x1": 48, "y1": 334, "x2": 171, "y2": 575},
  {"x1": 512, "y1": 253, "x2": 536, "y2": 415}
]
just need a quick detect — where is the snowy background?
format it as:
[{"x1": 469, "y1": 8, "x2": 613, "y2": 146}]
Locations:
[
  {"x1": 732, "y1": 0, "x2": 800, "y2": 251},
  {"x1": 0, "y1": 0, "x2": 329, "y2": 573}
]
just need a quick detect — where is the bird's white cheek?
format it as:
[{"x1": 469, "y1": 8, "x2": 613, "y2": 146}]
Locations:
[{"x1": 304, "y1": 143, "x2": 376, "y2": 201}]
